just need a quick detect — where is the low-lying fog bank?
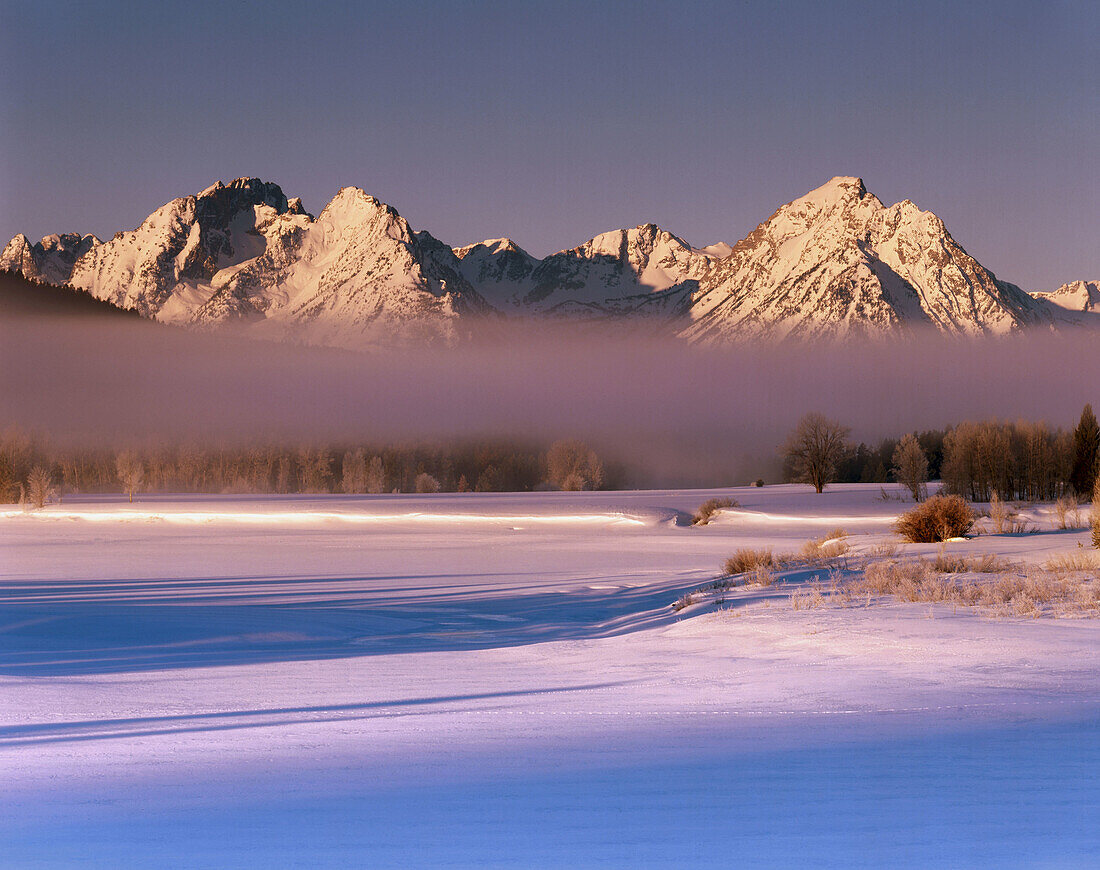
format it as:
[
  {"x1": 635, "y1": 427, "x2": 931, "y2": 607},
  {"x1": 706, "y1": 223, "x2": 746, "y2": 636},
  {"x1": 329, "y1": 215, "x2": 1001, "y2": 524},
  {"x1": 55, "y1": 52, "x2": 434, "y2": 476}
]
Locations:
[{"x1": 2, "y1": 317, "x2": 1096, "y2": 486}]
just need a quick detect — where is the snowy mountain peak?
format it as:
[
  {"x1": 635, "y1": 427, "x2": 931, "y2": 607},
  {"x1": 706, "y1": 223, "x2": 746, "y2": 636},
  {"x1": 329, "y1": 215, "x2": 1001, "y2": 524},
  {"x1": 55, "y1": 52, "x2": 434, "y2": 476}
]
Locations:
[
  {"x1": 1, "y1": 231, "x2": 101, "y2": 284},
  {"x1": 682, "y1": 177, "x2": 1050, "y2": 342},
  {"x1": 7, "y1": 174, "x2": 1090, "y2": 346},
  {"x1": 801, "y1": 175, "x2": 868, "y2": 205},
  {"x1": 1030, "y1": 279, "x2": 1100, "y2": 323}
]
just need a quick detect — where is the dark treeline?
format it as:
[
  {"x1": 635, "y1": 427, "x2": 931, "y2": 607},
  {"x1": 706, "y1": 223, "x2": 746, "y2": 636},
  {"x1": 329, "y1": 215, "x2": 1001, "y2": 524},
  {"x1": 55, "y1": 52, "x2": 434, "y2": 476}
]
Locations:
[
  {"x1": 784, "y1": 415, "x2": 1094, "y2": 502},
  {"x1": 0, "y1": 269, "x2": 144, "y2": 319},
  {"x1": 0, "y1": 433, "x2": 618, "y2": 502},
  {"x1": 830, "y1": 430, "x2": 948, "y2": 485}
]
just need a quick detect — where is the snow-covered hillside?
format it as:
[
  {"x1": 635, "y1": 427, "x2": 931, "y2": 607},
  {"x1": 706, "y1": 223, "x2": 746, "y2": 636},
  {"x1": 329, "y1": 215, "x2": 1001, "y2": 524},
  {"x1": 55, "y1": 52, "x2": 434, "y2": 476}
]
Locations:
[{"x1": 5, "y1": 175, "x2": 1093, "y2": 347}]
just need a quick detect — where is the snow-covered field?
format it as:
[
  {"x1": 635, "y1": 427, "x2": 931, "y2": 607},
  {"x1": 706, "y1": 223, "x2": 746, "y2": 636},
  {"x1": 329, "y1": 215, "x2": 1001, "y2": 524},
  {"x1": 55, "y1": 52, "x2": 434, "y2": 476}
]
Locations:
[{"x1": 3, "y1": 485, "x2": 1097, "y2": 868}]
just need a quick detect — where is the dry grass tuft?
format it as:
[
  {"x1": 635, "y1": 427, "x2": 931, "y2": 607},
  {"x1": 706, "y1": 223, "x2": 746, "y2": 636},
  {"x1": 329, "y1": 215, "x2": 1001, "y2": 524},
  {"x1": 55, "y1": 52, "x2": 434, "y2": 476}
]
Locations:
[
  {"x1": 789, "y1": 587, "x2": 827, "y2": 610},
  {"x1": 931, "y1": 552, "x2": 1013, "y2": 574},
  {"x1": 1044, "y1": 552, "x2": 1100, "y2": 574},
  {"x1": 693, "y1": 497, "x2": 739, "y2": 526},
  {"x1": 847, "y1": 557, "x2": 1098, "y2": 617},
  {"x1": 750, "y1": 565, "x2": 776, "y2": 587},
  {"x1": 866, "y1": 540, "x2": 899, "y2": 558},
  {"x1": 723, "y1": 548, "x2": 775, "y2": 575}
]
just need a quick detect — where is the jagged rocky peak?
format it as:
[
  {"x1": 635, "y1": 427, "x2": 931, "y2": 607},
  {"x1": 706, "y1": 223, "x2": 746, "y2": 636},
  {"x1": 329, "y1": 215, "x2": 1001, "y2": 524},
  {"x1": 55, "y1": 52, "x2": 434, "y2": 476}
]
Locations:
[
  {"x1": 193, "y1": 177, "x2": 292, "y2": 224},
  {"x1": 1, "y1": 231, "x2": 101, "y2": 284},
  {"x1": 66, "y1": 176, "x2": 305, "y2": 315},
  {"x1": 1029, "y1": 280, "x2": 1100, "y2": 327},
  {"x1": 317, "y1": 186, "x2": 405, "y2": 230},
  {"x1": 454, "y1": 238, "x2": 530, "y2": 259}
]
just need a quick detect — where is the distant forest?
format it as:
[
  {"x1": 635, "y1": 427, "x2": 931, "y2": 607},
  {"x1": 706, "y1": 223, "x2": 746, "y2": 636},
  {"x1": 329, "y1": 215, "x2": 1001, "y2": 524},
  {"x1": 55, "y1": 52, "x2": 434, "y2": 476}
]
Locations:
[
  {"x1": 0, "y1": 435, "x2": 615, "y2": 502},
  {"x1": 2, "y1": 411, "x2": 1095, "y2": 504}
]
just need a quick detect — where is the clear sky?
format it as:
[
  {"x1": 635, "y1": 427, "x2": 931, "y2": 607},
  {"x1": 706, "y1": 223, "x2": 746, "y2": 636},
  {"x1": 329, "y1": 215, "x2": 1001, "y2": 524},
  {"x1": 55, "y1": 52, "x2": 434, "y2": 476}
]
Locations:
[{"x1": 2, "y1": 0, "x2": 1096, "y2": 290}]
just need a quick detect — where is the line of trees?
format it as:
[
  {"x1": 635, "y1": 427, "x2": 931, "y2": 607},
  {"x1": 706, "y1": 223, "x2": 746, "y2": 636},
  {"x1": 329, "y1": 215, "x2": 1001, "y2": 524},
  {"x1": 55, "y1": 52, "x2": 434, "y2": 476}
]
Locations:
[
  {"x1": 782, "y1": 405, "x2": 1099, "y2": 502},
  {"x1": 0, "y1": 432, "x2": 614, "y2": 503}
]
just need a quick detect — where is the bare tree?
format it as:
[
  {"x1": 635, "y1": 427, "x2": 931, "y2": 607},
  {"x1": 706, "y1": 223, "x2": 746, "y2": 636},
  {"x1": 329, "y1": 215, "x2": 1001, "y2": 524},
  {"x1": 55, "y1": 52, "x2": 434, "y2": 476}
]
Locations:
[
  {"x1": 892, "y1": 433, "x2": 929, "y2": 501},
  {"x1": 115, "y1": 450, "x2": 144, "y2": 503},
  {"x1": 783, "y1": 413, "x2": 850, "y2": 494}
]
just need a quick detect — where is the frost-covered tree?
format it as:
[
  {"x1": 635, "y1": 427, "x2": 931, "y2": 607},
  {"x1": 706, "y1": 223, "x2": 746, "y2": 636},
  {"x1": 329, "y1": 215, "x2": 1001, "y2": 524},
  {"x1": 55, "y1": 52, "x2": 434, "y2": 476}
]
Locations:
[
  {"x1": 415, "y1": 472, "x2": 440, "y2": 493},
  {"x1": 26, "y1": 466, "x2": 55, "y2": 509},
  {"x1": 546, "y1": 440, "x2": 605, "y2": 491},
  {"x1": 0, "y1": 429, "x2": 32, "y2": 503},
  {"x1": 783, "y1": 413, "x2": 850, "y2": 494},
  {"x1": 115, "y1": 450, "x2": 144, "y2": 503},
  {"x1": 297, "y1": 447, "x2": 333, "y2": 493},
  {"x1": 1071, "y1": 404, "x2": 1099, "y2": 499},
  {"x1": 365, "y1": 456, "x2": 386, "y2": 494},
  {"x1": 341, "y1": 448, "x2": 368, "y2": 494},
  {"x1": 892, "y1": 433, "x2": 929, "y2": 501}
]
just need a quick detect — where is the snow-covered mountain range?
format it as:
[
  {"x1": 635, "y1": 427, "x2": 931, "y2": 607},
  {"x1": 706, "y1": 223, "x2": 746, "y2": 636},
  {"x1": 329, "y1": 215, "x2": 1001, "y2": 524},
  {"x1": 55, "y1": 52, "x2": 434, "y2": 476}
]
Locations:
[{"x1": 3, "y1": 175, "x2": 1094, "y2": 346}]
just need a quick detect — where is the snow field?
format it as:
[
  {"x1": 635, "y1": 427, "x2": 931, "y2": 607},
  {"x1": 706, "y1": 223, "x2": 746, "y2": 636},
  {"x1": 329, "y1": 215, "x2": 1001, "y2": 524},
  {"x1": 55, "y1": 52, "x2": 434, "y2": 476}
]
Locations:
[{"x1": 2, "y1": 484, "x2": 1097, "y2": 868}]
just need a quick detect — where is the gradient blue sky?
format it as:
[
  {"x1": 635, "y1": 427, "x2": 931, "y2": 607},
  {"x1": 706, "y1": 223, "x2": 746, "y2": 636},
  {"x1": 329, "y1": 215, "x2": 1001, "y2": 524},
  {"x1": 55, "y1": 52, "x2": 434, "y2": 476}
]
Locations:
[{"x1": 2, "y1": 0, "x2": 1096, "y2": 289}]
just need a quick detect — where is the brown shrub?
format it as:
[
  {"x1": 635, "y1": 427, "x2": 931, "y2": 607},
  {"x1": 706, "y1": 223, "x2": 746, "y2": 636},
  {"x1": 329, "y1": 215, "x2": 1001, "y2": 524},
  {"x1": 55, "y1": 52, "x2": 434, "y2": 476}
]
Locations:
[
  {"x1": 723, "y1": 548, "x2": 774, "y2": 574},
  {"x1": 895, "y1": 495, "x2": 975, "y2": 543}
]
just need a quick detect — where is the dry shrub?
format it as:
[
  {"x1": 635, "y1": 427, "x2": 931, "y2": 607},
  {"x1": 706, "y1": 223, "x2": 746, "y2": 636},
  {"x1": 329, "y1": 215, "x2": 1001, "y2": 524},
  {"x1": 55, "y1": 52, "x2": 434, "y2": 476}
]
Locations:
[
  {"x1": 1044, "y1": 552, "x2": 1100, "y2": 574},
  {"x1": 693, "y1": 497, "x2": 739, "y2": 526},
  {"x1": 866, "y1": 540, "x2": 899, "y2": 558},
  {"x1": 750, "y1": 565, "x2": 776, "y2": 587},
  {"x1": 789, "y1": 587, "x2": 827, "y2": 610},
  {"x1": 989, "y1": 492, "x2": 1012, "y2": 534},
  {"x1": 799, "y1": 534, "x2": 850, "y2": 563},
  {"x1": 895, "y1": 495, "x2": 975, "y2": 542},
  {"x1": 931, "y1": 552, "x2": 1012, "y2": 574},
  {"x1": 849, "y1": 558, "x2": 1097, "y2": 617},
  {"x1": 723, "y1": 548, "x2": 774, "y2": 575},
  {"x1": 1053, "y1": 496, "x2": 1083, "y2": 530}
]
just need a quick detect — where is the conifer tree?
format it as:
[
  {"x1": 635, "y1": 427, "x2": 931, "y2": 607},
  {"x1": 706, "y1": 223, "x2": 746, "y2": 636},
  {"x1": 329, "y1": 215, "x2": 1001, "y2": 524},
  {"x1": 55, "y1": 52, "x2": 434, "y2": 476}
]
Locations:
[{"x1": 1071, "y1": 404, "x2": 1099, "y2": 498}]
